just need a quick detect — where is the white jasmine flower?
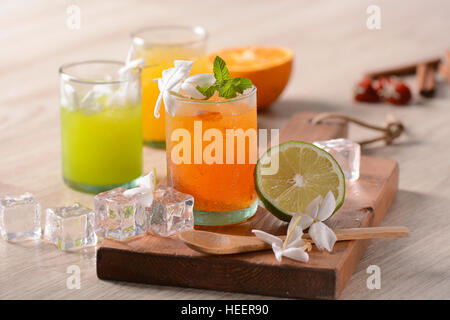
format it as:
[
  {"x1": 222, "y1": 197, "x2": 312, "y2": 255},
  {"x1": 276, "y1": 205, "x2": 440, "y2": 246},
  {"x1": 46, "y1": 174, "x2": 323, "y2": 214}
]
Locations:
[
  {"x1": 252, "y1": 190, "x2": 338, "y2": 262},
  {"x1": 153, "y1": 60, "x2": 194, "y2": 118},
  {"x1": 252, "y1": 212, "x2": 309, "y2": 263},
  {"x1": 118, "y1": 45, "x2": 145, "y2": 77},
  {"x1": 180, "y1": 73, "x2": 216, "y2": 99},
  {"x1": 300, "y1": 191, "x2": 338, "y2": 252},
  {"x1": 118, "y1": 58, "x2": 145, "y2": 77}
]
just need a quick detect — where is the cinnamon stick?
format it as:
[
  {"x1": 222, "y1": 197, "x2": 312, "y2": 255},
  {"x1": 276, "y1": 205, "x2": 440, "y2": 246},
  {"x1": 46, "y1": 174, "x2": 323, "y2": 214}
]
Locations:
[
  {"x1": 365, "y1": 57, "x2": 441, "y2": 79},
  {"x1": 417, "y1": 63, "x2": 436, "y2": 97},
  {"x1": 439, "y1": 50, "x2": 450, "y2": 84}
]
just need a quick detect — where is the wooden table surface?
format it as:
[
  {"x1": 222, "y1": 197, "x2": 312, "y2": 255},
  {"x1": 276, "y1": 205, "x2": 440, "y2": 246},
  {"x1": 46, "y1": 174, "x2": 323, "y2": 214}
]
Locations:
[{"x1": 0, "y1": 0, "x2": 449, "y2": 300}]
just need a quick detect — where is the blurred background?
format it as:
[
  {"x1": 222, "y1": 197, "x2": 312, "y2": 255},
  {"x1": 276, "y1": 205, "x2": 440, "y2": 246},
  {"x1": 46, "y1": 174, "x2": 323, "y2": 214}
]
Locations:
[{"x1": 2, "y1": 0, "x2": 449, "y2": 185}]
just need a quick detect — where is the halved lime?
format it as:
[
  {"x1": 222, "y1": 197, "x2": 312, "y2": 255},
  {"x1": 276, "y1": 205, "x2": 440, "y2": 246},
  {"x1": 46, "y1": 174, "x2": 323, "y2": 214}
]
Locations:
[{"x1": 255, "y1": 141, "x2": 345, "y2": 222}]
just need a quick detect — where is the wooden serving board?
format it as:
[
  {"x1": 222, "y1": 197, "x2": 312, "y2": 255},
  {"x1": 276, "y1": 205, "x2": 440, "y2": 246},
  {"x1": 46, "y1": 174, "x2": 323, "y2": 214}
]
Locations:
[{"x1": 96, "y1": 112, "x2": 399, "y2": 299}]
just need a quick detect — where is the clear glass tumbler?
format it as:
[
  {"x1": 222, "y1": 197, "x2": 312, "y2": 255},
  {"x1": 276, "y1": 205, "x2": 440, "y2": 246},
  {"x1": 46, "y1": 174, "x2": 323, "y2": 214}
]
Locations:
[
  {"x1": 59, "y1": 60, "x2": 143, "y2": 193},
  {"x1": 165, "y1": 87, "x2": 258, "y2": 226},
  {"x1": 131, "y1": 25, "x2": 208, "y2": 149}
]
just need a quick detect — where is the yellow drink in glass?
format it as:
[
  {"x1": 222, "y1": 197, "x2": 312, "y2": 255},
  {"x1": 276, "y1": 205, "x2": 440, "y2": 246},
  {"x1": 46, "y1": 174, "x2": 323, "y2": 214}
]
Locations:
[
  {"x1": 59, "y1": 61, "x2": 143, "y2": 193},
  {"x1": 132, "y1": 26, "x2": 208, "y2": 148},
  {"x1": 165, "y1": 87, "x2": 258, "y2": 226}
]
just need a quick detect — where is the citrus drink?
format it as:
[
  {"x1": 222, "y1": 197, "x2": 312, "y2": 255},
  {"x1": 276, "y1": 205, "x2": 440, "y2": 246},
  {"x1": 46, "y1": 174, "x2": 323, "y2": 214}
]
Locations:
[
  {"x1": 132, "y1": 26, "x2": 208, "y2": 148},
  {"x1": 61, "y1": 104, "x2": 142, "y2": 190},
  {"x1": 165, "y1": 88, "x2": 258, "y2": 226},
  {"x1": 59, "y1": 60, "x2": 143, "y2": 193}
]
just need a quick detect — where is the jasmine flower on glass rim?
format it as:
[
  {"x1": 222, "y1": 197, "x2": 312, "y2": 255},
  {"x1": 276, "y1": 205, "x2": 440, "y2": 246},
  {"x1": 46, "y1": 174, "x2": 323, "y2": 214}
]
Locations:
[
  {"x1": 119, "y1": 45, "x2": 146, "y2": 77},
  {"x1": 152, "y1": 60, "x2": 192, "y2": 118},
  {"x1": 152, "y1": 60, "x2": 217, "y2": 118}
]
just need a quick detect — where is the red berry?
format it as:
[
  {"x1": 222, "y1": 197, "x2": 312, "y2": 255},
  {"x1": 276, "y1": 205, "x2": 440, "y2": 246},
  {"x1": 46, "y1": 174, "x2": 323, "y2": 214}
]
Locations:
[
  {"x1": 374, "y1": 77, "x2": 411, "y2": 105},
  {"x1": 353, "y1": 77, "x2": 379, "y2": 103}
]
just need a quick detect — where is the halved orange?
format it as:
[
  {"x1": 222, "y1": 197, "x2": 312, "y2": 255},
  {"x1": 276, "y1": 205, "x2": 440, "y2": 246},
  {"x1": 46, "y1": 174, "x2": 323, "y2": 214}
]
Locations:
[{"x1": 209, "y1": 47, "x2": 294, "y2": 109}]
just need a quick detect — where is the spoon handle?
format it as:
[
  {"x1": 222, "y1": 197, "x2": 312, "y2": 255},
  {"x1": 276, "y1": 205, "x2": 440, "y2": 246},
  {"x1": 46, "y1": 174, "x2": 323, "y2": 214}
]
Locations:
[{"x1": 304, "y1": 226, "x2": 410, "y2": 241}]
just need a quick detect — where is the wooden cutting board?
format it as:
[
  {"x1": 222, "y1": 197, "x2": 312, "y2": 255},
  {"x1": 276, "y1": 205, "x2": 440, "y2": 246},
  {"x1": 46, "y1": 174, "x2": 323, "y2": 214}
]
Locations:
[{"x1": 96, "y1": 112, "x2": 399, "y2": 299}]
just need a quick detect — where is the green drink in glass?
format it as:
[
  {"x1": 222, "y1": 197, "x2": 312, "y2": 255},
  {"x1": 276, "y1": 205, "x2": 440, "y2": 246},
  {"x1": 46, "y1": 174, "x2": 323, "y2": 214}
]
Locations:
[{"x1": 59, "y1": 60, "x2": 143, "y2": 193}]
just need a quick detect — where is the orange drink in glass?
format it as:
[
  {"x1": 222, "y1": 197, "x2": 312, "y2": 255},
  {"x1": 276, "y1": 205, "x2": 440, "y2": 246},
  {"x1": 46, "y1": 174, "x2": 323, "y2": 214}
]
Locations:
[
  {"x1": 132, "y1": 26, "x2": 208, "y2": 148},
  {"x1": 165, "y1": 87, "x2": 258, "y2": 226}
]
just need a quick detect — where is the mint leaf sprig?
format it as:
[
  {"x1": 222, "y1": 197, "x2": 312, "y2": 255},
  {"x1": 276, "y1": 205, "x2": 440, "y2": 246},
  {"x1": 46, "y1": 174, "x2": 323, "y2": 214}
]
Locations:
[{"x1": 196, "y1": 56, "x2": 253, "y2": 99}]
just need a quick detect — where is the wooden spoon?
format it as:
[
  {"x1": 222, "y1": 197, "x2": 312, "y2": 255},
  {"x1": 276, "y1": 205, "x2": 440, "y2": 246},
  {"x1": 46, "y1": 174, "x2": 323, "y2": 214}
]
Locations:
[{"x1": 178, "y1": 226, "x2": 410, "y2": 255}]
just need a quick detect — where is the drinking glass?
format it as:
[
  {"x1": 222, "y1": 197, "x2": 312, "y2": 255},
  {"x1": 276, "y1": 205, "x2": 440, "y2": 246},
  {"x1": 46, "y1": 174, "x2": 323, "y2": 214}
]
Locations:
[
  {"x1": 131, "y1": 25, "x2": 208, "y2": 149},
  {"x1": 165, "y1": 87, "x2": 258, "y2": 226},
  {"x1": 59, "y1": 60, "x2": 143, "y2": 193}
]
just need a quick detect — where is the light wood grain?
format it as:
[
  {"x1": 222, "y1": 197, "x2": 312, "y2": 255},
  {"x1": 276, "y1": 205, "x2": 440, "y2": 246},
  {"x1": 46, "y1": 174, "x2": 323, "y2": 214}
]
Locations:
[{"x1": 0, "y1": 0, "x2": 449, "y2": 300}]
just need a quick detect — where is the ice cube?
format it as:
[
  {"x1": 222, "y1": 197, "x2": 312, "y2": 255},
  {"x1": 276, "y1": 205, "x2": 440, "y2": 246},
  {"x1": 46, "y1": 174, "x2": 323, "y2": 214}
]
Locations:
[
  {"x1": 313, "y1": 138, "x2": 361, "y2": 181},
  {"x1": 92, "y1": 84, "x2": 113, "y2": 99},
  {"x1": 146, "y1": 187, "x2": 194, "y2": 237},
  {"x1": 78, "y1": 89, "x2": 103, "y2": 115},
  {"x1": 107, "y1": 81, "x2": 140, "y2": 107},
  {"x1": 0, "y1": 193, "x2": 41, "y2": 241},
  {"x1": 94, "y1": 187, "x2": 152, "y2": 240},
  {"x1": 44, "y1": 203, "x2": 96, "y2": 250},
  {"x1": 60, "y1": 83, "x2": 78, "y2": 110}
]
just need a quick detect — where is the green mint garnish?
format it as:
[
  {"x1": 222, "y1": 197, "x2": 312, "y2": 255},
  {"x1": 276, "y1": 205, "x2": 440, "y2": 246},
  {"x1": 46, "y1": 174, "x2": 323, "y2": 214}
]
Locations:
[
  {"x1": 213, "y1": 56, "x2": 230, "y2": 83},
  {"x1": 196, "y1": 85, "x2": 218, "y2": 99},
  {"x1": 196, "y1": 56, "x2": 253, "y2": 99}
]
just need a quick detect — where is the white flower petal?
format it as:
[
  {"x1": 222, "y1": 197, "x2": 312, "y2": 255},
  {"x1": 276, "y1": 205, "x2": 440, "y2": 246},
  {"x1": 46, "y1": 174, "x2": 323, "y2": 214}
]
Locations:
[
  {"x1": 153, "y1": 60, "x2": 194, "y2": 118},
  {"x1": 172, "y1": 82, "x2": 181, "y2": 93},
  {"x1": 309, "y1": 221, "x2": 337, "y2": 252},
  {"x1": 285, "y1": 225, "x2": 303, "y2": 248},
  {"x1": 123, "y1": 187, "x2": 149, "y2": 197},
  {"x1": 286, "y1": 237, "x2": 306, "y2": 249},
  {"x1": 305, "y1": 195, "x2": 322, "y2": 219},
  {"x1": 119, "y1": 58, "x2": 145, "y2": 76},
  {"x1": 252, "y1": 230, "x2": 283, "y2": 247},
  {"x1": 125, "y1": 45, "x2": 135, "y2": 64},
  {"x1": 174, "y1": 60, "x2": 194, "y2": 71},
  {"x1": 317, "y1": 191, "x2": 336, "y2": 221},
  {"x1": 138, "y1": 171, "x2": 155, "y2": 190},
  {"x1": 184, "y1": 73, "x2": 216, "y2": 87},
  {"x1": 153, "y1": 79, "x2": 164, "y2": 118},
  {"x1": 298, "y1": 214, "x2": 314, "y2": 230},
  {"x1": 281, "y1": 247, "x2": 309, "y2": 262},
  {"x1": 272, "y1": 243, "x2": 283, "y2": 262},
  {"x1": 161, "y1": 68, "x2": 177, "y2": 88},
  {"x1": 163, "y1": 90, "x2": 178, "y2": 116},
  {"x1": 181, "y1": 82, "x2": 206, "y2": 99},
  {"x1": 123, "y1": 187, "x2": 153, "y2": 207}
]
